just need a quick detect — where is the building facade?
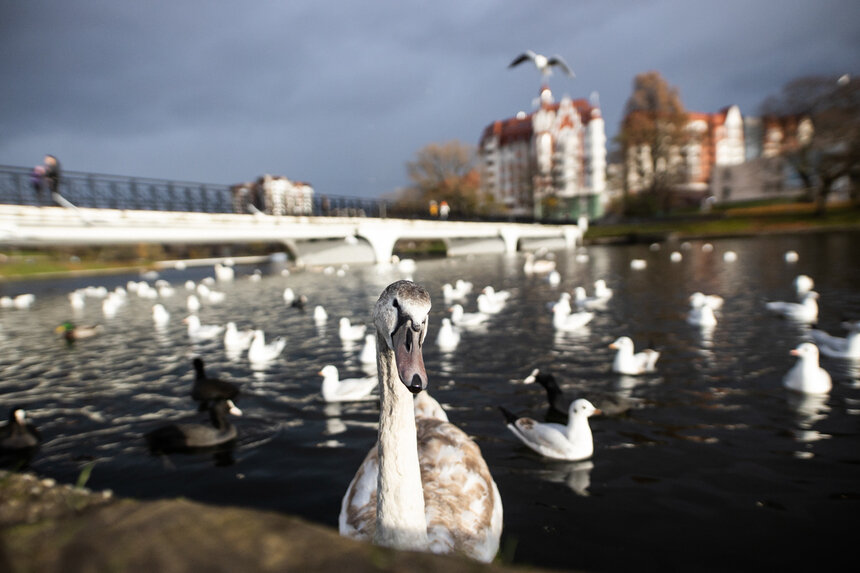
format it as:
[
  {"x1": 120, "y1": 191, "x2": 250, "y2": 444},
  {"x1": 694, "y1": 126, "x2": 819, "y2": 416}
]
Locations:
[{"x1": 479, "y1": 86, "x2": 607, "y2": 220}]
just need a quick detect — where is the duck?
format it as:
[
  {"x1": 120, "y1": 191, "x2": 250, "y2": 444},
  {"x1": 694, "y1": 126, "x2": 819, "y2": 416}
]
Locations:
[
  {"x1": 609, "y1": 336, "x2": 660, "y2": 375},
  {"x1": 783, "y1": 342, "x2": 832, "y2": 394},
  {"x1": 552, "y1": 304, "x2": 594, "y2": 331},
  {"x1": 319, "y1": 364, "x2": 378, "y2": 402},
  {"x1": 0, "y1": 408, "x2": 41, "y2": 451},
  {"x1": 190, "y1": 357, "x2": 240, "y2": 409},
  {"x1": 339, "y1": 317, "x2": 367, "y2": 342},
  {"x1": 247, "y1": 329, "x2": 286, "y2": 364},
  {"x1": 55, "y1": 321, "x2": 103, "y2": 342},
  {"x1": 290, "y1": 294, "x2": 308, "y2": 310},
  {"x1": 499, "y1": 399, "x2": 599, "y2": 461},
  {"x1": 184, "y1": 315, "x2": 224, "y2": 342},
  {"x1": 339, "y1": 281, "x2": 502, "y2": 562},
  {"x1": 145, "y1": 398, "x2": 242, "y2": 453},
  {"x1": 809, "y1": 320, "x2": 860, "y2": 359},
  {"x1": 435, "y1": 317, "x2": 460, "y2": 351},
  {"x1": 152, "y1": 304, "x2": 170, "y2": 327},
  {"x1": 477, "y1": 293, "x2": 505, "y2": 315},
  {"x1": 449, "y1": 304, "x2": 489, "y2": 328},
  {"x1": 223, "y1": 322, "x2": 255, "y2": 353},
  {"x1": 766, "y1": 291, "x2": 819, "y2": 323}
]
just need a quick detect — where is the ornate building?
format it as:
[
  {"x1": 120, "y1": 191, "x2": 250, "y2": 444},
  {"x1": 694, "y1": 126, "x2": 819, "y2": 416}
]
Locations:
[{"x1": 479, "y1": 86, "x2": 607, "y2": 220}]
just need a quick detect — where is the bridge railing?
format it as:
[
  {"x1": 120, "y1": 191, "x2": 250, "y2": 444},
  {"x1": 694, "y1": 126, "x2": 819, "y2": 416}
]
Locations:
[
  {"x1": 0, "y1": 165, "x2": 573, "y2": 225},
  {"x1": 0, "y1": 165, "x2": 392, "y2": 218}
]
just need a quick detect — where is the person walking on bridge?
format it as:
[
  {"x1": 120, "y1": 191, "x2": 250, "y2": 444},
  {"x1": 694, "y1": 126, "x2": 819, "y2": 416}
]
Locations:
[{"x1": 43, "y1": 154, "x2": 61, "y2": 205}]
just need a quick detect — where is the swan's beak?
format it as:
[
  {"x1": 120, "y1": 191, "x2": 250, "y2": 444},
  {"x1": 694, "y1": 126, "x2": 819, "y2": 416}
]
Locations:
[{"x1": 392, "y1": 319, "x2": 427, "y2": 394}]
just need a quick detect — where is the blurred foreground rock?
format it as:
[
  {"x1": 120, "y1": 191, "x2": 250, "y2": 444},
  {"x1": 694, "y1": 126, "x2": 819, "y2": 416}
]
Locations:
[{"x1": 0, "y1": 471, "x2": 554, "y2": 573}]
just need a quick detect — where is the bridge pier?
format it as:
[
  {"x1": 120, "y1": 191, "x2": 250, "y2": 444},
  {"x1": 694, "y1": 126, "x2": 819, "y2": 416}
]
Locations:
[
  {"x1": 356, "y1": 224, "x2": 400, "y2": 264},
  {"x1": 498, "y1": 228, "x2": 520, "y2": 254}
]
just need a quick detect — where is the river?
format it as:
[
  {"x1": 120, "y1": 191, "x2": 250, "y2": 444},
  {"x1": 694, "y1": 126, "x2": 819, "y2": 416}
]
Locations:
[{"x1": 1, "y1": 231, "x2": 858, "y2": 572}]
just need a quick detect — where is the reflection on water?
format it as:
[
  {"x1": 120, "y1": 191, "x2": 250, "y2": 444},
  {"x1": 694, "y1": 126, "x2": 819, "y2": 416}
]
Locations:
[{"x1": 1, "y1": 232, "x2": 860, "y2": 572}]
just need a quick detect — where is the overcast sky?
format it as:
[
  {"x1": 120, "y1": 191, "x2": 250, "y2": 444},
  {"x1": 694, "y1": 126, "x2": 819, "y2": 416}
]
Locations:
[{"x1": 1, "y1": 0, "x2": 857, "y2": 198}]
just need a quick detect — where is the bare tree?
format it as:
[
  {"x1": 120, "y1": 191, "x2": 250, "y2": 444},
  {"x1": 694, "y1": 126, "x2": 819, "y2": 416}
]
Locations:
[
  {"x1": 761, "y1": 75, "x2": 860, "y2": 214},
  {"x1": 617, "y1": 71, "x2": 689, "y2": 214}
]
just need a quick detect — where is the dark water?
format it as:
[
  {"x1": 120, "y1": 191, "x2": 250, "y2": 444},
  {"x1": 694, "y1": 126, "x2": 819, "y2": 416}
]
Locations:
[{"x1": 2, "y1": 232, "x2": 859, "y2": 572}]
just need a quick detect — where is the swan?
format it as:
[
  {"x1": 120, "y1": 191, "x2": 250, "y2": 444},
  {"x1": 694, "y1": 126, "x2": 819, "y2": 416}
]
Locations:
[
  {"x1": 766, "y1": 291, "x2": 819, "y2": 323},
  {"x1": 414, "y1": 391, "x2": 449, "y2": 422},
  {"x1": 339, "y1": 280, "x2": 502, "y2": 561},
  {"x1": 435, "y1": 317, "x2": 460, "y2": 351},
  {"x1": 509, "y1": 50, "x2": 575, "y2": 78},
  {"x1": 552, "y1": 304, "x2": 594, "y2": 331},
  {"x1": 184, "y1": 315, "x2": 224, "y2": 342},
  {"x1": 499, "y1": 399, "x2": 599, "y2": 461},
  {"x1": 609, "y1": 336, "x2": 659, "y2": 375},
  {"x1": 224, "y1": 322, "x2": 255, "y2": 353},
  {"x1": 339, "y1": 317, "x2": 367, "y2": 342},
  {"x1": 809, "y1": 320, "x2": 860, "y2": 359},
  {"x1": 145, "y1": 398, "x2": 242, "y2": 453},
  {"x1": 248, "y1": 330, "x2": 286, "y2": 364},
  {"x1": 449, "y1": 304, "x2": 488, "y2": 328},
  {"x1": 152, "y1": 303, "x2": 170, "y2": 327},
  {"x1": 795, "y1": 275, "x2": 814, "y2": 296},
  {"x1": 0, "y1": 407, "x2": 41, "y2": 451},
  {"x1": 359, "y1": 334, "x2": 377, "y2": 365},
  {"x1": 783, "y1": 342, "x2": 832, "y2": 394},
  {"x1": 319, "y1": 364, "x2": 378, "y2": 402},
  {"x1": 191, "y1": 357, "x2": 240, "y2": 409}
]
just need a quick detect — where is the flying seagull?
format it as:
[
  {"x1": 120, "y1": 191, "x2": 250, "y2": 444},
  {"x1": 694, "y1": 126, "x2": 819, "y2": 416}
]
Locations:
[{"x1": 509, "y1": 50, "x2": 575, "y2": 78}]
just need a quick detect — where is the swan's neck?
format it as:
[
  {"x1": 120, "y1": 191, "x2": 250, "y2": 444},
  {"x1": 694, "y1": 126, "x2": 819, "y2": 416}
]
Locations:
[{"x1": 374, "y1": 333, "x2": 428, "y2": 551}]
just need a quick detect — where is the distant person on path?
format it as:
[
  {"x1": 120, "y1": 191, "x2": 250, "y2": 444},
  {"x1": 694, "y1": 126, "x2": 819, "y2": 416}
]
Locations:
[
  {"x1": 429, "y1": 200, "x2": 438, "y2": 218},
  {"x1": 43, "y1": 154, "x2": 61, "y2": 205},
  {"x1": 30, "y1": 165, "x2": 45, "y2": 205},
  {"x1": 439, "y1": 200, "x2": 450, "y2": 220}
]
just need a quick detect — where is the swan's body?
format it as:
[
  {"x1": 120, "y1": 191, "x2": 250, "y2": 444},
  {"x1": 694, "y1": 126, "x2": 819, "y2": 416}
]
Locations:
[
  {"x1": 809, "y1": 320, "x2": 860, "y2": 359},
  {"x1": 184, "y1": 315, "x2": 223, "y2": 342},
  {"x1": 319, "y1": 364, "x2": 378, "y2": 402},
  {"x1": 339, "y1": 317, "x2": 367, "y2": 342},
  {"x1": 435, "y1": 317, "x2": 460, "y2": 351},
  {"x1": 766, "y1": 291, "x2": 819, "y2": 323},
  {"x1": 500, "y1": 399, "x2": 599, "y2": 461},
  {"x1": 449, "y1": 304, "x2": 489, "y2": 328},
  {"x1": 414, "y1": 391, "x2": 449, "y2": 422},
  {"x1": 248, "y1": 330, "x2": 286, "y2": 363},
  {"x1": 783, "y1": 342, "x2": 832, "y2": 394},
  {"x1": 224, "y1": 322, "x2": 254, "y2": 353},
  {"x1": 509, "y1": 50, "x2": 574, "y2": 78},
  {"x1": 339, "y1": 281, "x2": 502, "y2": 562},
  {"x1": 610, "y1": 336, "x2": 659, "y2": 375}
]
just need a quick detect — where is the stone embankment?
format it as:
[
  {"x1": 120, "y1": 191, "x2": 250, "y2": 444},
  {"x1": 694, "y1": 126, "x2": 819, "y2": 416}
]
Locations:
[{"x1": 0, "y1": 471, "x2": 558, "y2": 573}]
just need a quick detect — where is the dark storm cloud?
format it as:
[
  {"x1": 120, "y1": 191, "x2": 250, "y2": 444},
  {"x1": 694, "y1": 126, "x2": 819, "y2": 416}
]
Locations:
[{"x1": 1, "y1": 0, "x2": 858, "y2": 196}]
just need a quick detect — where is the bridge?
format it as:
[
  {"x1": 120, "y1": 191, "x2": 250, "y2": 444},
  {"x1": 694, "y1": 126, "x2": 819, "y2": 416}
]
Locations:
[{"x1": 0, "y1": 165, "x2": 584, "y2": 265}]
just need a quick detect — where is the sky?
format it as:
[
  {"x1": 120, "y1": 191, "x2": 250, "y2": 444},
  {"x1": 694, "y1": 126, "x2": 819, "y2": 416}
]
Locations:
[{"x1": 1, "y1": 0, "x2": 858, "y2": 199}]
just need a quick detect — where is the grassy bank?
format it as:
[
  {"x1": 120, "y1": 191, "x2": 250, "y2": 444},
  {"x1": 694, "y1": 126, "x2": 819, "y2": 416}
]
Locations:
[{"x1": 585, "y1": 201, "x2": 860, "y2": 242}]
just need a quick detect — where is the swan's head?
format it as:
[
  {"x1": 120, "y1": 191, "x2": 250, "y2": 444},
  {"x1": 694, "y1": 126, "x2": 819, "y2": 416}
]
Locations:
[
  {"x1": 374, "y1": 281, "x2": 431, "y2": 394},
  {"x1": 570, "y1": 398, "x2": 600, "y2": 418}
]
